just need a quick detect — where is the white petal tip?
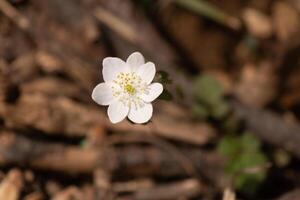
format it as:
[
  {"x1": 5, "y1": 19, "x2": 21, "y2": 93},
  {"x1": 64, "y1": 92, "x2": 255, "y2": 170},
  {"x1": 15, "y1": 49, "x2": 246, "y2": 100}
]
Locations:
[{"x1": 128, "y1": 104, "x2": 153, "y2": 124}]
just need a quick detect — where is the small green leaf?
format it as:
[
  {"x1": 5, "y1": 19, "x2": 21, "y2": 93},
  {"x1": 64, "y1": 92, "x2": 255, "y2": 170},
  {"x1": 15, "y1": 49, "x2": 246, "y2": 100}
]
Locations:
[
  {"x1": 211, "y1": 100, "x2": 230, "y2": 119},
  {"x1": 234, "y1": 173, "x2": 264, "y2": 195},
  {"x1": 192, "y1": 104, "x2": 209, "y2": 120},
  {"x1": 240, "y1": 133, "x2": 261, "y2": 153},
  {"x1": 233, "y1": 152, "x2": 267, "y2": 194},
  {"x1": 193, "y1": 74, "x2": 223, "y2": 105},
  {"x1": 218, "y1": 135, "x2": 241, "y2": 159},
  {"x1": 231, "y1": 152, "x2": 267, "y2": 173},
  {"x1": 156, "y1": 70, "x2": 173, "y2": 84},
  {"x1": 158, "y1": 89, "x2": 173, "y2": 101}
]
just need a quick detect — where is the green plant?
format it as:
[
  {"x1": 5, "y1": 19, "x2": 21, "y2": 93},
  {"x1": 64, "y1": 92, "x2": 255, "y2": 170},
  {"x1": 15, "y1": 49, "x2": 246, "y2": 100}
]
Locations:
[
  {"x1": 192, "y1": 74, "x2": 229, "y2": 119},
  {"x1": 218, "y1": 132, "x2": 269, "y2": 194},
  {"x1": 156, "y1": 70, "x2": 173, "y2": 101}
]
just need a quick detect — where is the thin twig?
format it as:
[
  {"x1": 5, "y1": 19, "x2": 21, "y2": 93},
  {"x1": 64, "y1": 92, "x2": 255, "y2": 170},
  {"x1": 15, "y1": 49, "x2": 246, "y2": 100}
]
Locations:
[
  {"x1": 93, "y1": 7, "x2": 138, "y2": 44},
  {"x1": 0, "y1": 0, "x2": 30, "y2": 30}
]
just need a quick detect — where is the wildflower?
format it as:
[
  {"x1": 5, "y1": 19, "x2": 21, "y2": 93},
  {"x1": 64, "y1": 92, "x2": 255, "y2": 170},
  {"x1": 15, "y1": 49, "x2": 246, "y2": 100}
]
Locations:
[{"x1": 92, "y1": 52, "x2": 163, "y2": 124}]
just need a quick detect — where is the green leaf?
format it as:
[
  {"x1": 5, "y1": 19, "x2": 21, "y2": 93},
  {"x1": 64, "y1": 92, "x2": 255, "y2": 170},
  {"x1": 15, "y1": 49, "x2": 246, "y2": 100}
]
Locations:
[
  {"x1": 156, "y1": 70, "x2": 173, "y2": 84},
  {"x1": 217, "y1": 132, "x2": 268, "y2": 194},
  {"x1": 192, "y1": 104, "x2": 209, "y2": 120},
  {"x1": 193, "y1": 74, "x2": 224, "y2": 105},
  {"x1": 158, "y1": 88, "x2": 173, "y2": 101},
  {"x1": 211, "y1": 100, "x2": 230, "y2": 119},
  {"x1": 231, "y1": 152, "x2": 267, "y2": 173},
  {"x1": 234, "y1": 173, "x2": 264, "y2": 195},
  {"x1": 240, "y1": 133, "x2": 261, "y2": 153},
  {"x1": 233, "y1": 152, "x2": 267, "y2": 194},
  {"x1": 218, "y1": 135, "x2": 241, "y2": 159}
]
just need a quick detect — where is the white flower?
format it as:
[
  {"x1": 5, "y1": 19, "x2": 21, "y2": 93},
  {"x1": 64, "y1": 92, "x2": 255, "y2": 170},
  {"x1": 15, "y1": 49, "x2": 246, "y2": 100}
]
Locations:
[{"x1": 92, "y1": 52, "x2": 163, "y2": 124}]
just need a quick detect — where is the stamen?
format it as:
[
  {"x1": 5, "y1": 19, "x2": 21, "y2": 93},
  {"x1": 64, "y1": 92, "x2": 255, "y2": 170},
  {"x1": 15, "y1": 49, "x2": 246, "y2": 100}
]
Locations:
[{"x1": 111, "y1": 72, "x2": 146, "y2": 109}]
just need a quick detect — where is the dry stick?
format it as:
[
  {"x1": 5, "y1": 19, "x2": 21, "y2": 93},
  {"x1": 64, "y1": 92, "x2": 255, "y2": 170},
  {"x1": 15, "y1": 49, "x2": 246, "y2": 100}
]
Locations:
[
  {"x1": 93, "y1": 7, "x2": 138, "y2": 44},
  {"x1": 131, "y1": 179, "x2": 202, "y2": 200},
  {"x1": 107, "y1": 132, "x2": 198, "y2": 177},
  {"x1": 51, "y1": 186, "x2": 87, "y2": 200},
  {"x1": 51, "y1": 179, "x2": 201, "y2": 200},
  {"x1": 23, "y1": 192, "x2": 44, "y2": 200},
  {"x1": 112, "y1": 179, "x2": 154, "y2": 193},
  {"x1": 94, "y1": 169, "x2": 115, "y2": 200},
  {"x1": 113, "y1": 115, "x2": 215, "y2": 145},
  {"x1": 21, "y1": 77, "x2": 90, "y2": 102},
  {"x1": 276, "y1": 188, "x2": 300, "y2": 200},
  {"x1": 0, "y1": 131, "x2": 222, "y2": 181},
  {"x1": 0, "y1": 132, "x2": 101, "y2": 174},
  {"x1": 0, "y1": 0, "x2": 30, "y2": 30}
]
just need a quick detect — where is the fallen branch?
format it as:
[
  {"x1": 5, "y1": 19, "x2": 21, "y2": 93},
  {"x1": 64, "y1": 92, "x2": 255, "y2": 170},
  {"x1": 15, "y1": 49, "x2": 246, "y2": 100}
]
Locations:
[
  {"x1": 0, "y1": 132, "x2": 223, "y2": 183},
  {"x1": 232, "y1": 100, "x2": 300, "y2": 159},
  {"x1": 130, "y1": 179, "x2": 202, "y2": 200},
  {"x1": 93, "y1": 7, "x2": 138, "y2": 44},
  {"x1": 0, "y1": 132, "x2": 101, "y2": 173},
  {"x1": 277, "y1": 189, "x2": 300, "y2": 200}
]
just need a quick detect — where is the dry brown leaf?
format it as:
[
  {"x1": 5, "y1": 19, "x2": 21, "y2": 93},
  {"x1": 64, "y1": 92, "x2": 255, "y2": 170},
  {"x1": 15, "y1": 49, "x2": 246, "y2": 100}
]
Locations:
[
  {"x1": 272, "y1": 1, "x2": 300, "y2": 42},
  {"x1": 243, "y1": 8, "x2": 273, "y2": 38},
  {"x1": 235, "y1": 61, "x2": 277, "y2": 108},
  {"x1": 159, "y1": 5, "x2": 230, "y2": 70},
  {"x1": 24, "y1": 192, "x2": 44, "y2": 200},
  {"x1": 0, "y1": 169, "x2": 23, "y2": 200},
  {"x1": 222, "y1": 188, "x2": 236, "y2": 200},
  {"x1": 51, "y1": 186, "x2": 84, "y2": 200}
]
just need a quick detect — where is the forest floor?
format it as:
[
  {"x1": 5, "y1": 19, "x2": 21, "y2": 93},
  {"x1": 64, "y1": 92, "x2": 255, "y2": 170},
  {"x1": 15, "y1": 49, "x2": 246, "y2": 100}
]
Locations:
[{"x1": 0, "y1": 0, "x2": 300, "y2": 199}]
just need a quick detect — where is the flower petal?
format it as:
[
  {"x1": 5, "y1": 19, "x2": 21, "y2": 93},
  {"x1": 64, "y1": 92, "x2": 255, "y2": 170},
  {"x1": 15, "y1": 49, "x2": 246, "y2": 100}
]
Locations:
[
  {"x1": 91, "y1": 82, "x2": 115, "y2": 106},
  {"x1": 128, "y1": 103, "x2": 153, "y2": 124},
  {"x1": 137, "y1": 62, "x2": 155, "y2": 84},
  {"x1": 140, "y1": 83, "x2": 163, "y2": 102},
  {"x1": 102, "y1": 57, "x2": 128, "y2": 82},
  {"x1": 108, "y1": 101, "x2": 129, "y2": 124},
  {"x1": 126, "y1": 52, "x2": 145, "y2": 72}
]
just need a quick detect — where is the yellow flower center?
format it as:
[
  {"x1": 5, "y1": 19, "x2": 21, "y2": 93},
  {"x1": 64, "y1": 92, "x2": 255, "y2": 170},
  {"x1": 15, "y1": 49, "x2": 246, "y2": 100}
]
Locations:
[
  {"x1": 111, "y1": 72, "x2": 148, "y2": 108},
  {"x1": 124, "y1": 84, "x2": 136, "y2": 95}
]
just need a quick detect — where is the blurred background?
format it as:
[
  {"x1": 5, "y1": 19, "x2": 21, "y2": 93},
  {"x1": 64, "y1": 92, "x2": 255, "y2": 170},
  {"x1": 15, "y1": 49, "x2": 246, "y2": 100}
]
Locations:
[{"x1": 0, "y1": 0, "x2": 300, "y2": 199}]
